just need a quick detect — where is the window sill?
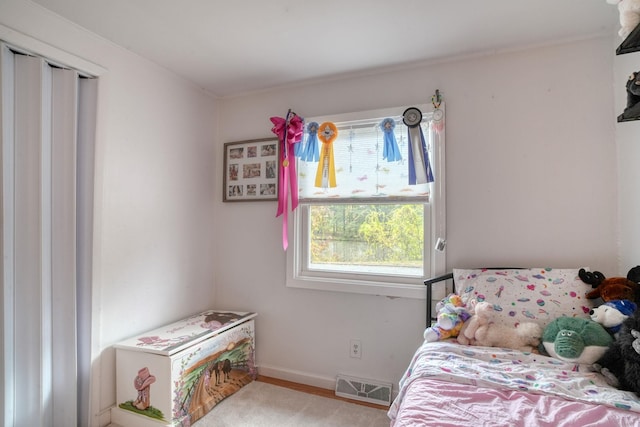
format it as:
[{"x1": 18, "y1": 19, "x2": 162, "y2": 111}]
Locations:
[{"x1": 285, "y1": 274, "x2": 426, "y2": 299}]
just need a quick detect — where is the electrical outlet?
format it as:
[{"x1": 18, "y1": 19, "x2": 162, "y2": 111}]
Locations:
[{"x1": 350, "y1": 339, "x2": 362, "y2": 358}]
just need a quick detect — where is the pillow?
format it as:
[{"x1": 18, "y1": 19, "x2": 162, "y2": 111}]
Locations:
[{"x1": 454, "y1": 268, "x2": 595, "y2": 329}]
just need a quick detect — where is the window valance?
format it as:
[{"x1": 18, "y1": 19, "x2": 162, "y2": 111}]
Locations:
[{"x1": 296, "y1": 104, "x2": 441, "y2": 203}]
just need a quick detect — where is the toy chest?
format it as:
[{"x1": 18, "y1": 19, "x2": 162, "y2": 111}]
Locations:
[{"x1": 111, "y1": 310, "x2": 257, "y2": 427}]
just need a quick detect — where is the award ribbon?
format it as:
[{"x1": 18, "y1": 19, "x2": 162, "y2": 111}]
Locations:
[
  {"x1": 270, "y1": 110, "x2": 304, "y2": 249},
  {"x1": 314, "y1": 122, "x2": 338, "y2": 188},
  {"x1": 379, "y1": 118, "x2": 402, "y2": 162},
  {"x1": 403, "y1": 107, "x2": 434, "y2": 185},
  {"x1": 299, "y1": 121, "x2": 320, "y2": 162}
]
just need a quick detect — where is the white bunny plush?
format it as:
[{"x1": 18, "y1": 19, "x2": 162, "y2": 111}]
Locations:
[
  {"x1": 458, "y1": 301, "x2": 543, "y2": 352},
  {"x1": 608, "y1": 0, "x2": 640, "y2": 39}
]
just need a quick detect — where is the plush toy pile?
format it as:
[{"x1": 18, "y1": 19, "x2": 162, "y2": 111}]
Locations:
[{"x1": 422, "y1": 266, "x2": 640, "y2": 396}]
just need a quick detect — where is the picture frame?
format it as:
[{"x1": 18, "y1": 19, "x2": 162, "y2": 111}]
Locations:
[{"x1": 223, "y1": 138, "x2": 279, "y2": 202}]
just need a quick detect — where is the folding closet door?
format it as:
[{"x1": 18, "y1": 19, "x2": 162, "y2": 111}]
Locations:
[{"x1": 0, "y1": 42, "x2": 96, "y2": 427}]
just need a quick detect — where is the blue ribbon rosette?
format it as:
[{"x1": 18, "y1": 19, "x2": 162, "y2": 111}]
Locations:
[
  {"x1": 379, "y1": 118, "x2": 402, "y2": 162},
  {"x1": 299, "y1": 121, "x2": 320, "y2": 162}
]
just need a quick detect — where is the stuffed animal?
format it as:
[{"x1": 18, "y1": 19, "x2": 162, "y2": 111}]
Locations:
[
  {"x1": 590, "y1": 299, "x2": 637, "y2": 335},
  {"x1": 457, "y1": 301, "x2": 543, "y2": 352},
  {"x1": 424, "y1": 294, "x2": 471, "y2": 342},
  {"x1": 541, "y1": 317, "x2": 613, "y2": 364},
  {"x1": 619, "y1": 71, "x2": 640, "y2": 121},
  {"x1": 475, "y1": 321, "x2": 543, "y2": 353},
  {"x1": 579, "y1": 268, "x2": 640, "y2": 303},
  {"x1": 457, "y1": 300, "x2": 492, "y2": 346},
  {"x1": 608, "y1": 0, "x2": 640, "y2": 39},
  {"x1": 628, "y1": 265, "x2": 640, "y2": 284},
  {"x1": 595, "y1": 309, "x2": 640, "y2": 395}
]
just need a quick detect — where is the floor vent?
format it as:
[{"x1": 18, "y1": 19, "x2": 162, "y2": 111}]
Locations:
[{"x1": 335, "y1": 374, "x2": 392, "y2": 406}]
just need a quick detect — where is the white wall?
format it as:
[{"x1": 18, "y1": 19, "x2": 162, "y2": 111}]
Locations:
[
  {"x1": 216, "y1": 37, "x2": 618, "y2": 392},
  {"x1": 614, "y1": 42, "x2": 640, "y2": 274},
  {"x1": 0, "y1": 2, "x2": 219, "y2": 426}
]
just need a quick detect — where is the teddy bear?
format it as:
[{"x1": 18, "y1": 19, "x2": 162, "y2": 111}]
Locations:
[
  {"x1": 424, "y1": 294, "x2": 471, "y2": 342},
  {"x1": 457, "y1": 301, "x2": 543, "y2": 352},
  {"x1": 590, "y1": 299, "x2": 637, "y2": 336},
  {"x1": 594, "y1": 309, "x2": 640, "y2": 395},
  {"x1": 579, "y1": 268, "x2": 640, "y2": 303},
  {"x1": 541, "y1": 317, "x2": 613, "y2": 364},
  {"x1": 608, "y1": 0, "x2": 640, "y2": 39}
]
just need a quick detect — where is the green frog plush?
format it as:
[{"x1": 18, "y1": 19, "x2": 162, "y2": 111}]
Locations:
[{"x1": 541, "y1": 317, "x2": 613, "y2": 364}]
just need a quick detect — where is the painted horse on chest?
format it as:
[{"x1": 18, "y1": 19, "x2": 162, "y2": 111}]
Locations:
[{"x1": 213, "y1": 359, "x2": 232, "y2": 385}]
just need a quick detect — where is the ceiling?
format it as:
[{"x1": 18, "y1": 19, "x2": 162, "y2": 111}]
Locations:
[{"x1": 31, "y1": 0, "x2": 619, "y2": 98}]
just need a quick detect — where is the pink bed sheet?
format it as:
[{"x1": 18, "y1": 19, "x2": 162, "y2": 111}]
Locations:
[{"x1": 390, "y1": 378, "x2": 640, "y2": 427}]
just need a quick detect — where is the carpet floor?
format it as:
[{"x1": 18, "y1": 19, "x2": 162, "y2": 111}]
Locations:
[{"x1": 193, "y1": 380, "x2": 391, "y2": 427}]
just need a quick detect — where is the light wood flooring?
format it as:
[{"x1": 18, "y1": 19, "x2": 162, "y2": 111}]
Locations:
[{"x1": 256, "y1": 375, "x2": 389, "y2": 411}]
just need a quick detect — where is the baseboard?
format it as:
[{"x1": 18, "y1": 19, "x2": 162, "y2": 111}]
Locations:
[{"x1": 257, "y1": 364, "x2": 336, "y2": 391}]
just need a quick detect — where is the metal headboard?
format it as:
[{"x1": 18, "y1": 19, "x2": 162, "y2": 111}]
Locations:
[
  {"x1": 424, "y1": 268, "x2": 522, "y2": 327},
  {"x1": 423, "y1": 272, "x2": 454, "y2": 327}
]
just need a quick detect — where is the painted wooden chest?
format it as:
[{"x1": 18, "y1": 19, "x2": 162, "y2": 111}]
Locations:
[{"x1": 111, "y1": 310, "x2": 257, "y2": 427}]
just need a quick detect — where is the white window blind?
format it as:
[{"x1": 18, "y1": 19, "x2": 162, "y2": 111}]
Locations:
[{"x1": 296, "y1": 106, "x2": 434, "y2": 202}]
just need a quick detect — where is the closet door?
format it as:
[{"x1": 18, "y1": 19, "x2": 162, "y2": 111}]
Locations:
[{"x1": 1, "y1": 43, "x2": 96, "y2": 427}]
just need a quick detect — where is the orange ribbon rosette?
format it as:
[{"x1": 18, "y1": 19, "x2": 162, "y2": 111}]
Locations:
[{"x1": 314, "y1": 122, "x2": 338, "y2": 188}]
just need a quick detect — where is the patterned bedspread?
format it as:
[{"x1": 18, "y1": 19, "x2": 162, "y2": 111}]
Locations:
[{"x1": 388, "y1": 340, "x2": 640, "y2": 426}]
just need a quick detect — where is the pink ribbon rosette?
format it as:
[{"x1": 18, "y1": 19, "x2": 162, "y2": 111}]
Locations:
[{"x1": 270, "y1": 110, "x2": 304, "y2": 250}]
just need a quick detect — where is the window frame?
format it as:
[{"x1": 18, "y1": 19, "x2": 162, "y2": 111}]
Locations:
[{"x1": 285, "y1": 104, "x2": 446, "y2": 299}]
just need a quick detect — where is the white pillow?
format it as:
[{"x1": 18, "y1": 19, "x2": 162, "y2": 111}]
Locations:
[{"x1": 454, "y1": 268, "x2": 595, "y2": 329}]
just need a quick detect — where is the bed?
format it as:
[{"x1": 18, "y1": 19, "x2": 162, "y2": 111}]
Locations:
[{"x1": 388, "y1": 268, "x2": 640, "y2": 427}]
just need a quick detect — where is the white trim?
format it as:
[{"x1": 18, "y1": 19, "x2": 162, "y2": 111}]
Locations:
[
  {"x1": 430, "y1": 102, "x2": 446, "y2": 278},
  {"x1": 287, "y1": 204, "x2": 429, "y2": 299},
  {"x1": 257, "y1": 364, "x2": 336, "y2": 391},
  {"x1": 0, "y1": 23, "x2": 107, "y2": 77},
  {"x1": 0, "y1": 42, "x2": 15, "y2": 427},
  {"x1": 286, "y1": 269, "x2": 427, "y2": 299}
]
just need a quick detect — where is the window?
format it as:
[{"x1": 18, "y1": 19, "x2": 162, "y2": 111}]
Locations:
[{"x1": 286, "y1": 105, "x2": 446, "y2": 298}]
